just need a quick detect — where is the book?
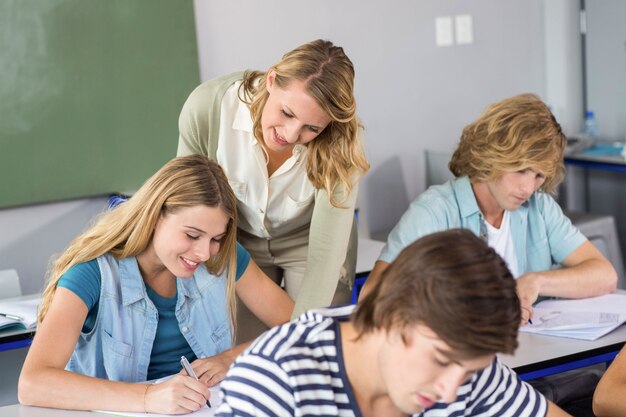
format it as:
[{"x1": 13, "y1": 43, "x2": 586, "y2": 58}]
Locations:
[
  {"x1": 0, "y1": 297, "x2": 40, "y2": 331},
  {"x1": 520, "y1": 293, "x2": 626, "y2": 341}
]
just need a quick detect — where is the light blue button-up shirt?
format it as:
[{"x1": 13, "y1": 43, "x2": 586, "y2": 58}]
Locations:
[{"x1": 380, "y1": 176, "x2": 586, "y2": 275}]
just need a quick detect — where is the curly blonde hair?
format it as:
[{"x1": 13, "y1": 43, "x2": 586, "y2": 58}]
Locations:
[
  {"x1": 39, "y1": 155, "x2": 239, "y2": 341},
  {"x1": 239, "y1": 39, "x2": 369, "y2": 207},
  {"x1": 449, "y1": 93, "x2": 566, "y2": 194}
]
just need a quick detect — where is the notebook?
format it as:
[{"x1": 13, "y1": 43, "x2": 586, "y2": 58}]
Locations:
[
  {"x1": 0, "y1": 297, "x2": 40, "y2": 331},
  {"x1": 520, "y1": 293, "x2": 626, "y2": 341}
]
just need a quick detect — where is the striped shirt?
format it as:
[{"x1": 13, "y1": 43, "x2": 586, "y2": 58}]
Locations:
[{"x1": 215, "y1": 306, "x2": 547, "y2": 417}]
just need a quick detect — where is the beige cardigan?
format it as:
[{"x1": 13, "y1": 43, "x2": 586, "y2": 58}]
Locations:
[{"x1": 177, "y1": 72, "x2": 357, "y2": 317}]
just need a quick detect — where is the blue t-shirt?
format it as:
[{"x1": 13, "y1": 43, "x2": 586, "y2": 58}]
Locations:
[{"x1": 58, "y1": 242, "x2": 251, "y2": 379}]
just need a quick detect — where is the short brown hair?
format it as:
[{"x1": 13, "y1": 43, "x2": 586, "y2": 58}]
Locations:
[
  {"x1": 449, "y1": 93, "x2": 566, "y2": 194},
  {"x1": 354, "y1": 229, "x2": 520, "y2": 357}
]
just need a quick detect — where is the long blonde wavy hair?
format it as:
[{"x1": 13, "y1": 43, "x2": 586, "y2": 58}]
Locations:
[
  {"x1": 449, "y1": 93, "x2": 566, "y2": 194},
  {"x1": 239, "y1": 39, "x2": 369, "y2": 207},
  {"x1": 38, "y1": 155, "x2": 239, "y2": 340}
]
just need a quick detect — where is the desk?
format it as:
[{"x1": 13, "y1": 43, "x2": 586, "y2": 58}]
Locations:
[
  {"x1": 353, "y1": 238, "x2": 386, "y2": 303},
  {"x1": 0, "y1": 294, "x2": 40, "y2": 352},
  {"x1": 565, "y1": 144, "x2": 626, "y2": 172},
  {"x1": 0, "y1": 328, "x2": 35, "y2": 353},
  {"x1": 0, "y1": 404, "x2": 93, "y2": 416},
  {"x1": 0, "y1": 295, "x2": 40, "y2": 407},
  {"x1": 563, "y1": 143, "x2": 626, "y2": 279},
  {"x1": 563, "y1": 141, "x2": 626, "y2": 210},
  {"x1": 4, "y1": 323, "x2": 626, "y2": 413},
  {"x1": 500, "y1": 292, "x2": 626, "y2": 381}
]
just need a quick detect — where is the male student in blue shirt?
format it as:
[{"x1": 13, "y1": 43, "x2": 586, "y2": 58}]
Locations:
[
  {"x1": 361, "y1": 93, "x2": 617, "y2": 324},
  {"x1": 213, "y1": 229, "x2": 570, "y2": 416}
]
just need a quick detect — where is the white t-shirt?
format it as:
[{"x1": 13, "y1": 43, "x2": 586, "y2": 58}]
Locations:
[
  {"x1": 485, "y1": 210, "x2": 520, "y2": 278},
  {"x1": 216, "y1": 82, "x2": 315, "y2": 239}
]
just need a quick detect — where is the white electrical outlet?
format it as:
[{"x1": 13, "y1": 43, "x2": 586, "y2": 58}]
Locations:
[
  {"x1": 435, "y1": 16, "x2": 454, "y2": 47},
  {"x1": 455, "y1": 14, "x2": 473, "y2": 45}
]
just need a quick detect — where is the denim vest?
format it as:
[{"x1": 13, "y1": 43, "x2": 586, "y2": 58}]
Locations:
[{"x1": 65, "y1": 253, "x2": 232, "y2": 382}]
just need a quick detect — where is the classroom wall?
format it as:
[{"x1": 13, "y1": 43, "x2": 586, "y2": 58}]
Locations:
[
  {"x1": 192, "y1": 0, "x2": 559, "y2": 238},
  {"x1": 0, "y1": 0, "x2": 584, "y2": 295},
  {"x1": 0, "y1": 197, "x2": 108, "y2": 295}
]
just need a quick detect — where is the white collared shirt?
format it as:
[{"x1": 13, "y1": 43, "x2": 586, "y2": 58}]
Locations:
[{"x1": 216, "y1": 82, "x2": 314, "y2": 239}]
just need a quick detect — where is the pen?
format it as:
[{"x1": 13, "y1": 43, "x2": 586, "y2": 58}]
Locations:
[
  {"x1": 180, "y1": 356, "x2": 211, "y2": 408},
  {"x1": 528, "y1": 319, "x2": 533, "y2": 325},
  {"x1": 0, "y1": 312, "x2": 23, "y2": 321}
]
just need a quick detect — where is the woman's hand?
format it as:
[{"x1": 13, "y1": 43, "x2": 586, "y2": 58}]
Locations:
[
  {"x1": 145, "y1": 374, "x2": 210, "y2": 414},
  {"x1": 186, "y1": 350, "x2": 237, "y2": 387}
]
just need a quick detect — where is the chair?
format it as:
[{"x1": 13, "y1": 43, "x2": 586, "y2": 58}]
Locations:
[
  {"x1": 565, "y1": 211, "x2": 625, "y2": 289},
  {"x1": 425, "y1": 149, "x2": 454, "y2": 187},
  {"x1": 364, "y1": 156, "x2": 410, "y2": 241},
  {"x1": 0, "y1": 269, "x2": 22, "y2": 299}
]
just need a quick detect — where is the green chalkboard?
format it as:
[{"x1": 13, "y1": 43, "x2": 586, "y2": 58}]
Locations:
[{"x1": 0, "y1": 0, "x2": 199, "y2": 208}]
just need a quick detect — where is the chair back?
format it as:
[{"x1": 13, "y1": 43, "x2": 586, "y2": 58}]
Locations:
[{"x1": 0, "y1": 269, "x2": 22, "y2": 299}]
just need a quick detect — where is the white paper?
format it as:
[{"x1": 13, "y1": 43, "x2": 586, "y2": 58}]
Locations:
[{"x1": 520, "y1": 293, "x2": 626, "y2": 341}]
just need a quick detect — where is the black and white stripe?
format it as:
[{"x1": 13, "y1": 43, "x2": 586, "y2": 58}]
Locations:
[{"x1": 216, "y1": 306, "x2": 547, "y2": 417}]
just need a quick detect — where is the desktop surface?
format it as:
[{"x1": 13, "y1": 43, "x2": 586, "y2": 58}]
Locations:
[
  {"x1": 0, "y1": 404, "x2": 93, "y2": 416},
  {"x1": 500, "y1": 291, "x2": 626, "y2": 380},
  {"x1": 565, "y1": 140, "x2": 626, "y2": 171}
]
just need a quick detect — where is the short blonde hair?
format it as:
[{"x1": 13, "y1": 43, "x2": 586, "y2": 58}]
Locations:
[
  {"x1": 449, "y1": 93, "x2": 566, "y2": 194},
  {"x1": 240, "y1": 39, "x2": 369, "y2": 207}
]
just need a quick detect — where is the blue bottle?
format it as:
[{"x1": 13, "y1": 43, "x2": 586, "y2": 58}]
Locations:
[{"x1": 583, "y1": 111, "x2": 599, "y2": 140}]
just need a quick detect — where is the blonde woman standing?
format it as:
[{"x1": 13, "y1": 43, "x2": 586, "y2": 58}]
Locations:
[
  {"x1": 178, "y1": 39, "x2": 369, "y2": 338},
  {"x1": 18, "y1": 156, "x2": 293, "y2": 414}
]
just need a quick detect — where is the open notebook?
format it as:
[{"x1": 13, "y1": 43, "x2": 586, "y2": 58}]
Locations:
[
  {"x1": 520, "y1": 293, "x2": 626, "y2": 341},
  {"x1": 95, "y1": 375, "x2": 221, "y2": 417},
  {"x1": 0, "y1": 297, "x2": 40, "y2": 331}
]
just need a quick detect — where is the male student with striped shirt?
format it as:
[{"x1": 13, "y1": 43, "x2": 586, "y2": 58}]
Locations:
[{"x1": 213, "y1": 229, "x2": 569, "y2": 417}]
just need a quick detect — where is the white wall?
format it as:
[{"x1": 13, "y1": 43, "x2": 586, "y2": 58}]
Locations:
[
  {"x1": 193, "y1": 0, "x2": 548, "y2": 237},
  {"x1": 0, "y1": 197, "x2": 107, "y2": 295},
  {"x1": 543, "y1": 0, "x2": 584, "y2": 136},
  {"x1": 0, "y1": 0, "x2": 584, "y2": 292}
]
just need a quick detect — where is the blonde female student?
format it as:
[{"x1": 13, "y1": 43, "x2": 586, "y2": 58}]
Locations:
[
  {"x1": 18, "y1": 155, "x2": 293, "y2": 414},
  {"x1": 178, "y1": 39, "x2": 369, "y2": 338}
]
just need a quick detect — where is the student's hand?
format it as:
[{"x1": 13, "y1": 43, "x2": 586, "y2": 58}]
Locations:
[
  {"x1": 188, "y1": 350, "x2": 236, "y2": 387},
  {"x1": 516, "y1": 272, "x2": 542, "y2": 325},
  {"x1": 145, "y1": 374, "x2": 210, "y2": 414},
  {"x1": 520, "y1": 304, "x2": 534, "y2": 325}
]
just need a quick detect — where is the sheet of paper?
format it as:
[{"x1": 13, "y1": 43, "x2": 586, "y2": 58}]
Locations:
[
  {"x1": 520, "y1": 293, "x2": 626, "y2": 341},
  {"x1": 94, "y1": 377, "x2": 221, "y2": 417}
]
